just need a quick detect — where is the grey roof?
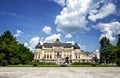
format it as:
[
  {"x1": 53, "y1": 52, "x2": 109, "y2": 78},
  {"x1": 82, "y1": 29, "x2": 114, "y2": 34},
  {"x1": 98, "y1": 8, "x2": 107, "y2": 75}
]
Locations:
[
  {"x1": 42, "y1": 43, "x2": 72, "y2": 48},
  {"x1": 35, "y1": 39, "x2": 80, "y2": 49},
  {"x1": 35, "y1": 43, "x2": 42, "y2": 49},
  {"x1": 73, "y1": 43, "x2": 80, "y2": 49}
]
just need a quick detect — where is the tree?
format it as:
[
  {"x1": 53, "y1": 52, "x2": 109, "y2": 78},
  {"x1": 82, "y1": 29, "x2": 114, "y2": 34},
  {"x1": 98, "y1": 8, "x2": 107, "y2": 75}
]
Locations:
[
  {"x1": 0, "y1": 31, "x2": 16, "y2": 64},
  {"x1": 116, "y1": 34, "x2": 120, "y2": 66},
  {"x1": 0, "y1": 30, "x2": 33, "y2": 65},
  {"x1": 99, "y1": 37, "x2": 111, "y2": 64},
  {"x1": 106, "y1": 45, "x2": 116, "y2": 63},
  {"x1": 93, "y1": 55, "x2": 98, "y2": 62}
]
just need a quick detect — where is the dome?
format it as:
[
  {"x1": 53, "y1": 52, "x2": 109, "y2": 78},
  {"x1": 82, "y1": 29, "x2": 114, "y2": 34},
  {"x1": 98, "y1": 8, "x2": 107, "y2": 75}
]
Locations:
[
  {"x1": 54, "y1": 38, "x2": 61, "y2": 46},
  {"x1": 73, "y1": 42, "x2": 80, "y2": 49},
  {"x1": 35, "y1": 42, "x2": 42, "y2": 49}
]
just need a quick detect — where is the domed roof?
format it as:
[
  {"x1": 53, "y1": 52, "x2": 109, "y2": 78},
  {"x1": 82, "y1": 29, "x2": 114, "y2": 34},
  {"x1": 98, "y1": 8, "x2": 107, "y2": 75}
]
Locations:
[
  {"x1": 73, "y1": 42, "x2": 80, "y2": 49},
  {"x1": 35, "y1": 42, "x2": 42, "y2": 49},
  {"x1": 54, "y1": 38, "x2": 61, "y2": 46}
]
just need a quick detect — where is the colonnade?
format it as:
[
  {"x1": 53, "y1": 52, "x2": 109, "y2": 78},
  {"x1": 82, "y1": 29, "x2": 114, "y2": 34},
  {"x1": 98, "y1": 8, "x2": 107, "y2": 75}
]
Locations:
[{"x1": 34, "y1": 50, "x2": 74, "y2": 60}]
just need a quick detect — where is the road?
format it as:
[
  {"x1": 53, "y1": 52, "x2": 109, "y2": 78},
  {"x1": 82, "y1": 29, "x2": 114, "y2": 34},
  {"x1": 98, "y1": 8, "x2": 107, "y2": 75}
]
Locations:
[{"x1": 0, "y1": 67, "x2": 120, "y2": 78}]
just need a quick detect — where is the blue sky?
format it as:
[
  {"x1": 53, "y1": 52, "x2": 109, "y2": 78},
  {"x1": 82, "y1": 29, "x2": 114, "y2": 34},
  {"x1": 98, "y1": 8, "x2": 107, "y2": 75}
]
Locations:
[{"x1": 0, "y1": 0, "x2": 120, "y2": 52}]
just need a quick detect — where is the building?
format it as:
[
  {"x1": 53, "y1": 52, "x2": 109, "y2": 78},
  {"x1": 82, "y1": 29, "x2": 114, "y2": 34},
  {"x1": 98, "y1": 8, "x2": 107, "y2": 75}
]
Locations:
[{"x1": 34, "y1": 38, "x2": 99, "y2": 64}]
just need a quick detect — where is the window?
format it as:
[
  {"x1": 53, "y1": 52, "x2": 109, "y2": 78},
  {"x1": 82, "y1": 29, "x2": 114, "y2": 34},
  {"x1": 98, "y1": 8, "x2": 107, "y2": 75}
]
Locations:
[
  {"x1": 76, "y1": 55, "x2": 77, "y2": 59},
  {"x1": 47, "y1": 55, "x2": 49, "y2": 59},
  {"x1": 70, "y1": 55, "x2": 71, "y2": 59},
  {"x1": 50, "y1": 55, "x2": 52, "y2": 59},
  {"x1": 44, "y1": 55, "x2": 46, "y2": 58}
]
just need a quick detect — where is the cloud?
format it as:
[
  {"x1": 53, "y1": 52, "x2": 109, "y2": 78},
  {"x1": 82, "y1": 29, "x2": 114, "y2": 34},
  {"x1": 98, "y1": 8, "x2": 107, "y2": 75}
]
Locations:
[
  {"x1": 95, "y1": 49, "x2": 99, "y2": 52},
  {"x1": 24, "y1": 37, "x2": 40, "y2": 51},
  {"x1": 55, "y1": 0, "x2": 91, "y2": 34},
  {"x1": 42, "y1": 26, "x2": 52, "y2": 35},
  {"x1": 44, "y1": 33, "x2": 61, "y2": 43},
  {"x1": 0, "y1": 12, "x2": 31, "y2": 20},
  {"x1": 29, "y1": 37, "x2": 40, "y2": 51},
  {"x1": 14, "y1": 30, "x2": 23, "y2": 37},
  {"x1": 25, "y1": 34, "x2": 61, "y2": 51},
  {"x1": 65, "y1": 34, "x2": 72, "y2": 38},
  {"x1": 88, "y1": 3, "x2": 116, "y2": 22},
  {"x1": 24, "y1": 43, "x2": 28, "y2": 47},
  {"x1": 53, "y1": 0, "x2": 66, "y2": 6},
  {"x1": 53, "y1": 0, "x2": 117, "y2": 35},
  {"x1": 95, "y1": 21, "x2": 120, "y2": 41},
  {"x1": 66, "y1": 41, "x2": 75, "y2": 44}
]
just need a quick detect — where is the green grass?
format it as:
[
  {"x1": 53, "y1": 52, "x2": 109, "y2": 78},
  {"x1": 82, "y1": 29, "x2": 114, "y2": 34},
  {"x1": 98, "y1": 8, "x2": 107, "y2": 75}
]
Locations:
[
  {"x1": 70, "y1": 64, "x2": 118, "y2": 67},
  {"x1": 0, "y1": 64, "x2": 60, "y2": 67},
  {"x1": 0, "y1": 63, "x2": 118, "y2": 67}
]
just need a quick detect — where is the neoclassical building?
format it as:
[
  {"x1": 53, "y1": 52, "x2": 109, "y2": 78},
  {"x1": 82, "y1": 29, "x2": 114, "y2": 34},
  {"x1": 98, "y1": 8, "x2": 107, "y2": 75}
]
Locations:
[{"x1": 34, "y1": 39, "x2": 99, "y2": 64}]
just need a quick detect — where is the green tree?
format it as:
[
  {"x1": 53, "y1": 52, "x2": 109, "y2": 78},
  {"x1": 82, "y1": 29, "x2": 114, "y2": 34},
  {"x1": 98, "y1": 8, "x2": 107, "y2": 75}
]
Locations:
[
  {"x1": 116, "y1": 34, "x2": 120, "y2": 66},
  {"x1": 100, "y1": 37, "x2": 111, "y2": 64},
  {"x1": 0, "y1": 30, "x2": 17, "y2": 64},
  {"x1": 0, "y1": 30, "x2": 33, "y2": 65},
  {"x1": 18, "y1": 44, "x2": 33, "y2": 64},
  {"x1": 106, "y1": 45, "x2": 116, "y2": 63}
]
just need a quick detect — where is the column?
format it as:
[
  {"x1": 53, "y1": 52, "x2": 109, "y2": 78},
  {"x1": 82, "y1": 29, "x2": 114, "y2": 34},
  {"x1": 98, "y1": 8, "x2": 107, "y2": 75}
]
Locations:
[
  {"x1": 52, "y1": 51, "x2": 54, "y2": 59},
  {"x1": 37, "y1": 52, "x2": 38, "y2": 59},
  {"x1": 49, "y1": 51, "x2": 50, "y2": 59},
  {"x1": 46, "y1": 52, "x2": 47, "y2": 59}
]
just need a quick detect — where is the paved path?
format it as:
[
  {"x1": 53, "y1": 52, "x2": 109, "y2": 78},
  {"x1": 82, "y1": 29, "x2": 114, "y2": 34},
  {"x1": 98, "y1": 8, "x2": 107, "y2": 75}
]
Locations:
[{"x1": 0, "y1": 67, "x2": 120, "y2": 78}]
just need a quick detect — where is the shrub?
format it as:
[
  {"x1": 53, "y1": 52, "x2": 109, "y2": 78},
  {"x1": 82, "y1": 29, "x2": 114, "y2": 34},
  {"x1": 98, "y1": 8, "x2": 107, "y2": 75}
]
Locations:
[
  {"x1": 0, "y1": 62, "x2": 8, "y2": 66},
  {"x1": 116, "y1": 58, "x2": 120, "y2": 66},
  {"x1": 33, "y1": 62, "x2": 38, "y2": 67},
  {"x1": 91, "y1": 63, "x2": 96, "y2": 66},
  {"x1": 38, "y1": 62, "x2": 57, "y2": 65},
  {"x1": 71, "y1": 62, "x2": 92, "y2": 65}
]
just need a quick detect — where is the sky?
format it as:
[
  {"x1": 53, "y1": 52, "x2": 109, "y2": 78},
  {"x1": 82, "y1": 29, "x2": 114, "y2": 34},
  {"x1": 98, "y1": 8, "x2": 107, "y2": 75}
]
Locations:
[{"x1": 0, "y1": 0, "x2": 120, "y2": 52}]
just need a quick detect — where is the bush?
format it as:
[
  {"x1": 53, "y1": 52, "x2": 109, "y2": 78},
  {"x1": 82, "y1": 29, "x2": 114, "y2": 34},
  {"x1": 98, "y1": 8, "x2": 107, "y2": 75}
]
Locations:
[
  {"x1": 71, "y1": 62, "x2": 92, "y2": 65},
  {"x1": 38, "y1": 62, "x2": 57, "y2": 65},
  {"x1": 91, "y1": 63, "x2": 96, "y2": 66},
  {"x1": 116, "y1": 58, "x2": 120, "y2": 66},
  {"x1": 0, "y1": 62, "x2": 8, "y2": 66},
  {"x1": 33, "y1": 62, "x2": 38, "y2": 67}
]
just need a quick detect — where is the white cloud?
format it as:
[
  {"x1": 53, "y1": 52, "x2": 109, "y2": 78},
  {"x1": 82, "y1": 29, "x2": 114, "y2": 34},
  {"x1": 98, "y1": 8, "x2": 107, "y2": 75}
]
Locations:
[
  {"x1": 24, "y1": 43, "x2": 28, "y2": 47},
  {"x1": 65, "y1": 34, "x2": 72, "y2": 38},
  {"x1": 54, "y1": 0, "x2": 117, "y2": 35},
  {"x1": 14, "y1": 29, "x2": 23, "y2": 37},
  {"x1": 88, "y1": 3, "x2": 116, "y2": 22},
  {"x1": 25, "y1": 34, "x2": 61, "y2": 51},
  {"x1": 42, "y1": 26, "x2": 52, "y2": 35},
  {"x1": 0, "y1": 12, "x2": 31, "y2": 20},
  {"x1": 55, "y1": 0, "x2": 91, "y2": 34},
  {"x1": 24, "y1": 36, "x2": 45, "y2": 51},
  {"x1": 95, "y1": 21, "x2": 120, "y2": 41},
  {"x1": 53, "y1": 0, "x2": 66, "y2": 6},
  {"x1": 29, "y1": 37, "x2": 40, "y2": 51},
  {"x1": 95, "y1": 49, "x2": 99, "y2": 52},
  {"x1": 66, "y1": 41, "x2": 75, "y2": 44},
  {"x1": 24, "y1": 37, "x2": 40, "y2": 51},
  {"x1": 44, "y1": 33, "x2": 61, "y2": 43}
]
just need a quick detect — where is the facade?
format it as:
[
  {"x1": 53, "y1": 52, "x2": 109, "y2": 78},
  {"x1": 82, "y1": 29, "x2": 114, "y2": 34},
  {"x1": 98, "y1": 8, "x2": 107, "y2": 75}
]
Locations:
[{"x1": 34, "y1": 39, "x2": 99, "y2": 64}]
